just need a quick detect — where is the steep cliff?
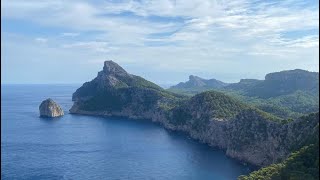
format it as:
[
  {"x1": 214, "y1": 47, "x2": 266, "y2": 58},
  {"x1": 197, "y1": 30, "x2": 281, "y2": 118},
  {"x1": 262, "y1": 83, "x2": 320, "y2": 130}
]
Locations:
[
  {"x1": 239, "y1": 117, "x2": 319, "y2": 180},
  {"x1": 163, "y1": 93, "x2": 318, "y2": 166}
]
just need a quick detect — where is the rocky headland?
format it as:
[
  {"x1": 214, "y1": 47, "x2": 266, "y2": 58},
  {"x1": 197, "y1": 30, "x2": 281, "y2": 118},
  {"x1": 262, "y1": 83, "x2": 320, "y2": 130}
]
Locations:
[{"x1": 69, "y1": 60, "x2": 319, "y2": 168}]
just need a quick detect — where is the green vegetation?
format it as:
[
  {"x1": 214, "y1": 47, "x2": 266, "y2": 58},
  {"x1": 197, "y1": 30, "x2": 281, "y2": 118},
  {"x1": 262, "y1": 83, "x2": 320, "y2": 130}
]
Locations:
[
  {"x1": 238, "y1": 142, "x2": 319, "y2": 180},
  {"x1": 224, "y1": 90, "x2": 318, "y2": 119},
  {"x1": 168, "y1": 88, "x2": 319, "y2": 119},
  {"x1": 169, "y1": 90, "x2": 284, "y2": 128},
  {"x1": 168, "y1": 90, "x2": 249, "y2": 127},
  {"x1": 168, "y1": 87, "x2": 217, "y2": 96},
  {"x1": 190, "y1": 91, "x2": 248, "y2": 119},
  {"x1": 117, "y1": 75, "x2": 163, "y2": 91},
  {"x1": 253, "y1": 108, "x2": 283, "y2": 123},
  {"x1": 80, "y1": 90, "x2": 125, "y2": 111},
  {"x1": 170, "y1": 105, "x2": 193, "y2": 125},
  {"x1": 80, "y1": 86, "x2": 180, "y2": 112}
]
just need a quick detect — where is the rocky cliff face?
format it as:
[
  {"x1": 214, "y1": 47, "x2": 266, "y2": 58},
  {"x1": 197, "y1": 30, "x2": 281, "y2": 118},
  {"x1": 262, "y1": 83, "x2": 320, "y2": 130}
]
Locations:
[
  {"x1": 70, "y1": 61, "x2": 319, "y2": 167},
  {"x1": 39, "y1": 98, "x2": 64, "y2": 117},
  {"x1": 159, "y1": 92, "x2": 319, "y2": 166},
  {"x1": 243, "y1": 69, "x2": 319, "y2": 98},
  {"x1": 225, "y1": 79, "x2": 263, "y2": 92}
]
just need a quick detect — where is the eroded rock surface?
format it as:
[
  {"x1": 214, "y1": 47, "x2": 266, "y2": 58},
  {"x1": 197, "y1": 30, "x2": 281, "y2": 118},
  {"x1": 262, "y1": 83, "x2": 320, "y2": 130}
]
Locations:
[{"x1": 39, "y1": 98, "x2": 64, "y2": 117}]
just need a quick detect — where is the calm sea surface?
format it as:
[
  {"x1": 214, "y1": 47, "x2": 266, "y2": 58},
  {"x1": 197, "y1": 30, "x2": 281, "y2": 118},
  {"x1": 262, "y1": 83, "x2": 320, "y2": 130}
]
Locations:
[{"x1": 1, "y1": 84, "x2": 251, "y2": 180}]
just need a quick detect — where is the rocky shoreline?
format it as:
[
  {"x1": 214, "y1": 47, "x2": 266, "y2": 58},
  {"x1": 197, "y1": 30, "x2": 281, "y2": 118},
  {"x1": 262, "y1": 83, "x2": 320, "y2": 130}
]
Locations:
[{"x1": 70, "y1": 103, "x2": 318, "y2": 168}]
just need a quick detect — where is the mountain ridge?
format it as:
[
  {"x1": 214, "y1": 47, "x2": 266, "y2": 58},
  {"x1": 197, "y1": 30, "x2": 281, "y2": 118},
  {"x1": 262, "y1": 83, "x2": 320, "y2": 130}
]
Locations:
[
  {"x1": 168, "y1": 69, "x2": 319, "y2": 119},
  {"x1": 169, "y1": 69, "x2": 319, "y2": 97},
  {"x1": 171, "y1": 75, "x2": 228, "y2": 89}
]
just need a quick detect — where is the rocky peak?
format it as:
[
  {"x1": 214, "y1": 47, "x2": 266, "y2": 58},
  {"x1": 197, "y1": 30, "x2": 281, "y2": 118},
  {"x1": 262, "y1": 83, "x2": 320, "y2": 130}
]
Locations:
[
  {"x1": 71, "y1": 60, "x2": 163, "y2": 102},
  {"x1": 189, "y1": 75, "x2": 208, "y2": 82},
  {"x1": 92, "y1": 60, "x2": 132, "y2": 89},
  {"x1": 103, "y1": 60, "x2": 128, "y2": 76},
  {"x1": 188, "y1": 75, "x2": 206, "y2": 86}
]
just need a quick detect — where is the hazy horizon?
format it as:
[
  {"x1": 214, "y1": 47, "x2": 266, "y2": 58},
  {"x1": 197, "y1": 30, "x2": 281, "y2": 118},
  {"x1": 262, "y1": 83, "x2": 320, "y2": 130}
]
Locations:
[
  {"x1": 1, "y1": 66, "x2": 319, "y2": 86},
  {"x1": 1, "y1": 0, "x2": 319, "y2": 84}
]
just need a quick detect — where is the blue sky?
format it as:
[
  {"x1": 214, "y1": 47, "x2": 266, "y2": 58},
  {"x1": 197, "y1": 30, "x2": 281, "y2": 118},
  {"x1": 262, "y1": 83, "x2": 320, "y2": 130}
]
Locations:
[{"x1": 1, "y1": 0, "x2": 319, "y2": 85}]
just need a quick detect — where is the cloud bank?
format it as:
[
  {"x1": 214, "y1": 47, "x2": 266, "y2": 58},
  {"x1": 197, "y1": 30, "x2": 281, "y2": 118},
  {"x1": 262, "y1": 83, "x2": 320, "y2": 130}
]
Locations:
[{"x1": 1, "y1": 0, "x2": 319, "y2": 84}]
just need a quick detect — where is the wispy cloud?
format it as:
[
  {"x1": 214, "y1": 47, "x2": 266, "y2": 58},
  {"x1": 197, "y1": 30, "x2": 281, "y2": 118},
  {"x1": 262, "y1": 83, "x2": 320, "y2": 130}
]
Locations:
[
  {"x1": 61, "y1": 32, "x2": 80, "y2": 37},
  {"x1": 34, "y1": 37, "x2": 48, "y2": 43},
  {"x1": 62, "y1": 41, "x2": 111, "y2": 53}
]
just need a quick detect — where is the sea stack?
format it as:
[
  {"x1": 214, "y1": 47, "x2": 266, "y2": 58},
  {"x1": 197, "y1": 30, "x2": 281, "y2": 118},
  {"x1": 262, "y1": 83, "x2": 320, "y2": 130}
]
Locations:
[{"x1": 39, "y1": 98, "x2": 64, "y2": 118}]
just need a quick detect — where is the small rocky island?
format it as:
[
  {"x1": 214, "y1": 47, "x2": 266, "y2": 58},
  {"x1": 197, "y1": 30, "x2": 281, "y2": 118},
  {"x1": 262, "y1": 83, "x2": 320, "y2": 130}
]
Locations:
[{"x1": 39, "y1": 98, "x2": 64, "y2": 118}]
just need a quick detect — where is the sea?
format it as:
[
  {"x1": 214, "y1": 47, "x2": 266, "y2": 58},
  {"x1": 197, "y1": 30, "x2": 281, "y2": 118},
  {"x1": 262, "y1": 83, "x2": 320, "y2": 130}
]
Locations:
[{"x1": 1, "y1": 84, "x2": 252, "y2": 180}]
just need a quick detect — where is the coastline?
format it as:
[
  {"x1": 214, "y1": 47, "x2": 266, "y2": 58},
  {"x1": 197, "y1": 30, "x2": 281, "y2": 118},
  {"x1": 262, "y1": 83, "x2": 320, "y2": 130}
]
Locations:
[{"x1": 69, "y1": 110, "x2": 259, "y2": 172}]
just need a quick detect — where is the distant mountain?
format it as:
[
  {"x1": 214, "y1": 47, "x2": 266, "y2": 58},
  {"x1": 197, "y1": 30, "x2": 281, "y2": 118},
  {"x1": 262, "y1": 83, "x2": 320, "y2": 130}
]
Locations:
[
  {"x1": 169, "y1": 69, "x2": 319, "y2": 98},
  {"x1": 167, "y1": 69, "x2": 319, "y2": 118},
  {"x1": 225, "y1": 79, "x2": 263, "y2": 92},
  {"x1": 170, "y1": 75, "x2": 228, "y2": 89},
  {"x1": 239, "y1": 69, "x2": 319, "y2": 98}
]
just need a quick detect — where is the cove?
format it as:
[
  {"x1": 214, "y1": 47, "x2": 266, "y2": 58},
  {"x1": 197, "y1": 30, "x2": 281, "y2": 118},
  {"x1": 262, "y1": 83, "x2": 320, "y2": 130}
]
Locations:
[{"x1": 1, "y1": 84, "x2": 252, "y2": 179}]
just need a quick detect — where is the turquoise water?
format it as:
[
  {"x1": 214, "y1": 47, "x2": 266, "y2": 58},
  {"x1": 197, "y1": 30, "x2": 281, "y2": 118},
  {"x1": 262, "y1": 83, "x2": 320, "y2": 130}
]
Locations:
[{"x1": 1, "y1": 84, "x2": 251, "y2": 179}]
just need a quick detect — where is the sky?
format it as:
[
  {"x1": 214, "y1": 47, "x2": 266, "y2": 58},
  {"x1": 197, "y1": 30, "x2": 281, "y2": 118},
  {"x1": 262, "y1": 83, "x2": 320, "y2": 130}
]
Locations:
[{"x1": 1, "y1": 0, "x2": 319, "y2": 85}]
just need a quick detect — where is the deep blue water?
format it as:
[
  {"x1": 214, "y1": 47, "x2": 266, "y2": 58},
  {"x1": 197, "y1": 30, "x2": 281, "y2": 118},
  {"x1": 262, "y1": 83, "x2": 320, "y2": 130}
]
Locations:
[{"x1": 1, "y1": 84, "x2": 251, "y2": 180}]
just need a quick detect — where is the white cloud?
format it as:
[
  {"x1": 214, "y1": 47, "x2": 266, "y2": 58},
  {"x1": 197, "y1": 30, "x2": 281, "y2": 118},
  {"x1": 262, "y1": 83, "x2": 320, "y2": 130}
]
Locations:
[
  {"x1": 35, "y1": 37, "x2": 48, "y2": 43},
  {"x1": 61, "y1": 32, "x2": 80, "y2": 37},
  {"x1": 1, "y1": 0, "x2": 319, "y2": 83},
  {"x1": 62, "y1": 41, "x2": 111, "y2": 53},
  {"x1": 285, "y1": 36, "x2": 319, "y2": 48}
]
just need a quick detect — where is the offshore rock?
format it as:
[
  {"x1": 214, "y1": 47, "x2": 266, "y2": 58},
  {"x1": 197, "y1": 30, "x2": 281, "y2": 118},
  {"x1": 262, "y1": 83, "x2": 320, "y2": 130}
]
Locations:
[{"x1": 39, "y1": 98, "x2": 64, "y2": 117}]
